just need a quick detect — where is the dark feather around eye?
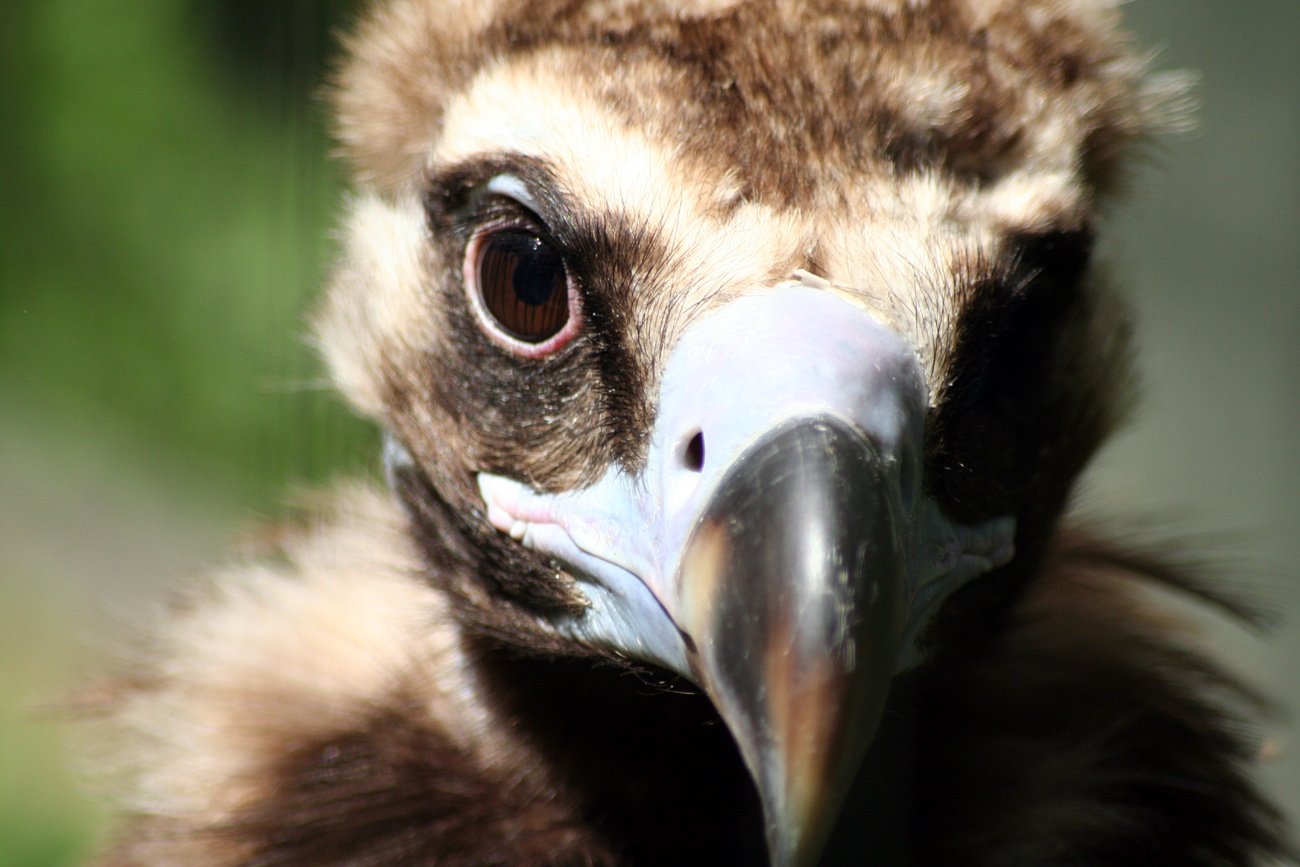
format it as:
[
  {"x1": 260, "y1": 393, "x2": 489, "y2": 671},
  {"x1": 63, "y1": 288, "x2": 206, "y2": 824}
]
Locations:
[{"x1": 924, "y1": 228, "x2": 1097, "y2": 522}]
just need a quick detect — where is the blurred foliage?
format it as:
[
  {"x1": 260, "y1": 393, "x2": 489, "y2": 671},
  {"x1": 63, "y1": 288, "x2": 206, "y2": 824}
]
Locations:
[
  {"x1": 0, "y1": 595, "x2": 99, "y2": 866},
  {"x1": 1, "y1": 1, "x2": 364, "y2": 863},
  {"x1": 1, "y1": 0, "x2": 370, "y2": 510}
]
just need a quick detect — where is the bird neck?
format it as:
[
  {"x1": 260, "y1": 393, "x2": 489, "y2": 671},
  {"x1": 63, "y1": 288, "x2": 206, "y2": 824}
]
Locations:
[
  {"x1": 468, "y1": 635, "x2": 925, "y2": 866},
  {"x1": 469, "y1": 636, "x2": 771, "y2": 864}
]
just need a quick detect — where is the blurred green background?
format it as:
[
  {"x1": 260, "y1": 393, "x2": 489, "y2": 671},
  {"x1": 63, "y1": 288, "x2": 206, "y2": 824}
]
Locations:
[{"x1": 0, "y1": 1, "x2": 1295, "y2": 864}]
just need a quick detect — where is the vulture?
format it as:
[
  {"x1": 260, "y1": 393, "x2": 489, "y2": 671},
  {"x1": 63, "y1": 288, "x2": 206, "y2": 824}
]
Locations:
[{"x1": 88, "y1": 1, "x2": 1293, "y2": 865}]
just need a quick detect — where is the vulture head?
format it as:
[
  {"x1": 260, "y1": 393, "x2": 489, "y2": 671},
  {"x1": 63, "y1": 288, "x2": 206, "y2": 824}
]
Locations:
[{"x1": 90, "y1": 1, "x2": 1291, "y2": 866}]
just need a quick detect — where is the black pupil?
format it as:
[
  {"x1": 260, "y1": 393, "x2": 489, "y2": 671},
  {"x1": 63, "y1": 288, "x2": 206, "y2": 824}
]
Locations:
[{"x1": 477, "y1": 230, "x2": 569, "y2": 343}]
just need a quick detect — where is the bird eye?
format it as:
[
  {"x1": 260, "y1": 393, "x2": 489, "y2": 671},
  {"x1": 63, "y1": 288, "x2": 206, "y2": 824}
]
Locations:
[{"x1": 467, "y1": 227, "x2": 577, "y2": 351}]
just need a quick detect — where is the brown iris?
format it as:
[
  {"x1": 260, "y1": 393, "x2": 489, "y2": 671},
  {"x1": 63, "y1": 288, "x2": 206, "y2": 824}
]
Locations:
[{"x1": 473, "y1": 228, "x2": 571, "y2": 343}]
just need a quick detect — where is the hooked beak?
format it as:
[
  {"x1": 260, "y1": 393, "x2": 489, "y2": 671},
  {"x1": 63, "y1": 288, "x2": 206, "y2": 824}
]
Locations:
[
  {"x1": 476, "y1": 283, "x2": 1015, "y2": 866},
  {"x1": 679, "y1": 417, "x2": 905, "y2": 865}
]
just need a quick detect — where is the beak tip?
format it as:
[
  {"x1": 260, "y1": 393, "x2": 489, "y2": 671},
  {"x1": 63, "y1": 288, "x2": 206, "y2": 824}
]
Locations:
[
  {"x1": 758, "y1": 748, "x2": 860, "y2": 867},
  {"x1": 764, "y1": 808, "x2": 820, "y2": 867},
  {"x1": 676, "y1": 417, "x2": 907, "y2": 867}
]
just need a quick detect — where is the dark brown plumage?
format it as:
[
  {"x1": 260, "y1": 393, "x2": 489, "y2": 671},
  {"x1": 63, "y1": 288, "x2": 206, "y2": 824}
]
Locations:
[{"x1": 86, "y1": 1, "x2": 1293, "y2": 865}]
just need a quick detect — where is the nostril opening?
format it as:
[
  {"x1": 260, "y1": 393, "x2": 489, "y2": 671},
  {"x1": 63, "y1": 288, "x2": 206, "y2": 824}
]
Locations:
[{"x1": 682, "y1": 431, "x2": 705, "y2": 472}]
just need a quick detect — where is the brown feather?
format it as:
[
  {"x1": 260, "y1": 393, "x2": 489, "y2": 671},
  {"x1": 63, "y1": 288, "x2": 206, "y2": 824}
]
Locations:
[{"x1": 916, "y1": 528, "x2": 1292, "y2": 866}]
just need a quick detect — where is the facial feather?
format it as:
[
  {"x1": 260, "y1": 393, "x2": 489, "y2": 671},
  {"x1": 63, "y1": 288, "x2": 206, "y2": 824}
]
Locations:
[{"x1": 321, "y1": 0, "x2": 1159, "y2": 544}]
